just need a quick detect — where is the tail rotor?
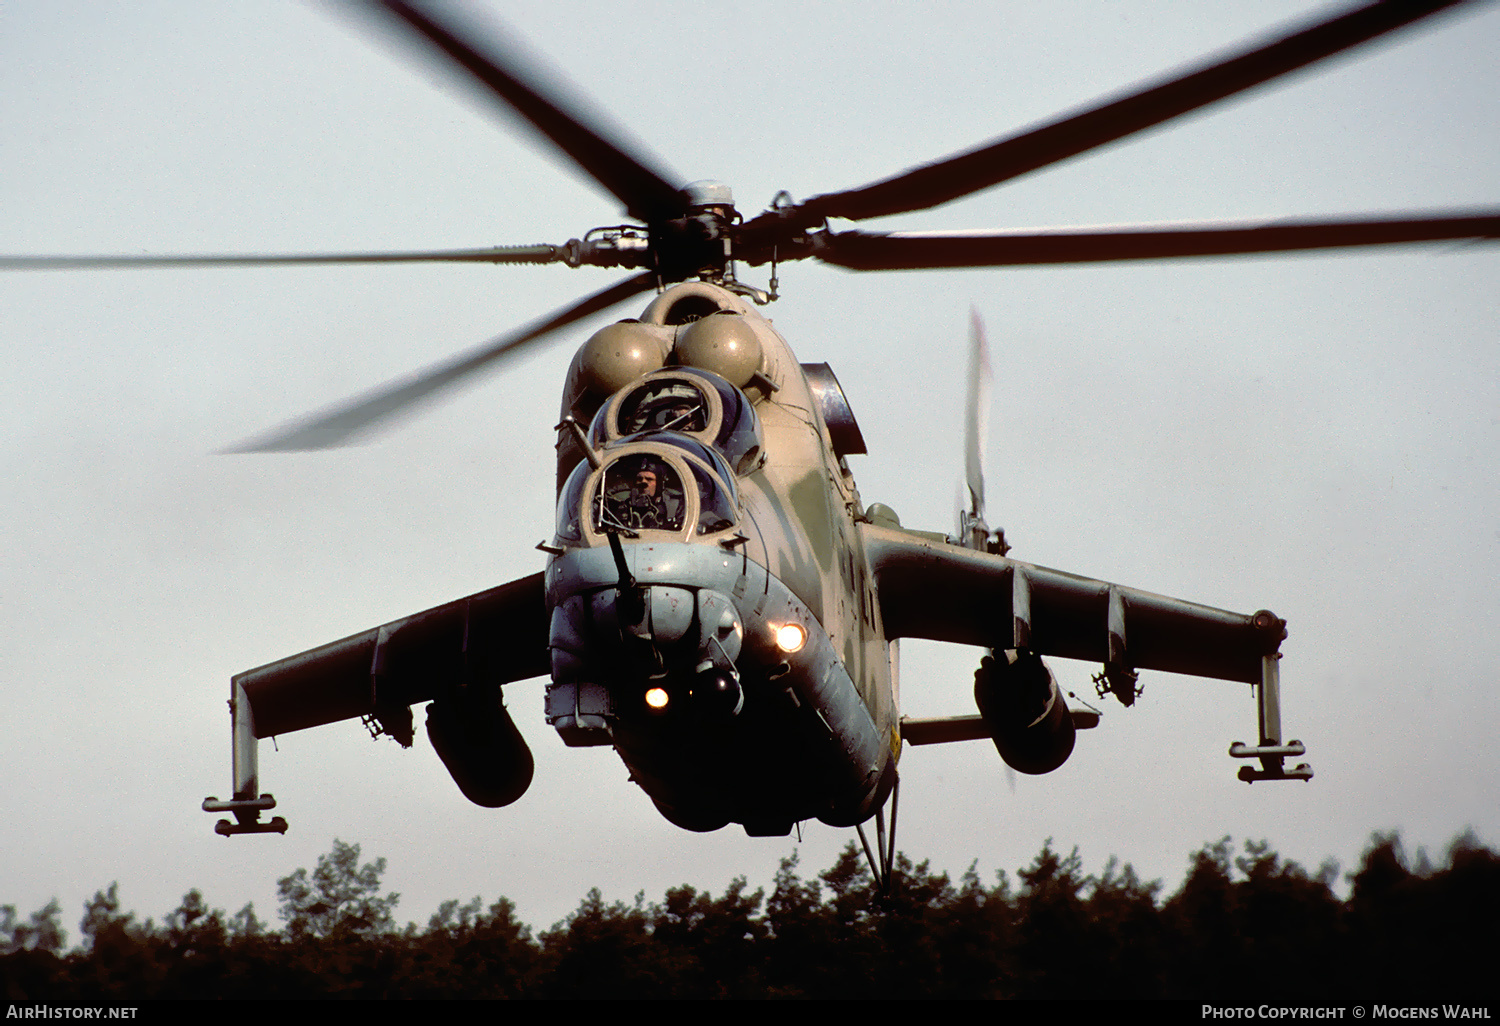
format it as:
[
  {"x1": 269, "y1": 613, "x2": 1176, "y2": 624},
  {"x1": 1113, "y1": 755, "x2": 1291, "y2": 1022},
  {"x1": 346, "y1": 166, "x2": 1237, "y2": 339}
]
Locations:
[{"x1": 956, "y1": 309, "x2": 1009, "y2": 555}]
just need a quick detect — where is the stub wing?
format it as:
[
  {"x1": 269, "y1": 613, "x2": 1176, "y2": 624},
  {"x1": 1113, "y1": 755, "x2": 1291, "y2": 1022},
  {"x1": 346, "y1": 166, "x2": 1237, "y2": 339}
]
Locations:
[
  {"x1": 203, "y1": 572, "x2": 549, "y2": 834},
  {"x1": 861, "y1": 523, "x2": 1309, "y2": 782},
  {"x1": 861, "y1": 523, "x2": 1282, "y2": 682}
]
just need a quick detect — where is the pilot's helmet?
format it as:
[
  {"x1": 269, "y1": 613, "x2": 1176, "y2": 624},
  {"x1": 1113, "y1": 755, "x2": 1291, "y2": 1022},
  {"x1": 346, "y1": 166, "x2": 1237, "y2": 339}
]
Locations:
[{"x1": 631, "y1": 463, "x2": 662, "y2": 491}]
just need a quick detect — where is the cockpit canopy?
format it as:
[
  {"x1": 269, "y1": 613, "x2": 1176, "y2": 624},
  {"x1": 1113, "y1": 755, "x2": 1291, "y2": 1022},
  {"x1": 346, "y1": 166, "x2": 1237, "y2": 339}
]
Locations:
[
  {"x1": 619, "y1": 380, "x2": 709, "y2": 435},
  {"x1": 588, "y1": 367, "x2": 763, "y2": 477},
  {"x1": 555, "y1": 432, "x2": 739, "y2": 545}
]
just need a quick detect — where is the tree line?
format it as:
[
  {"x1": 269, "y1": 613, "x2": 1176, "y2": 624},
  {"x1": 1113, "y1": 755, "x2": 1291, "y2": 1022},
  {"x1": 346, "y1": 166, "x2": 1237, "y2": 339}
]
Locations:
[{"x1": 3, "y1": 831, "x2": 1496, "y2": 999}]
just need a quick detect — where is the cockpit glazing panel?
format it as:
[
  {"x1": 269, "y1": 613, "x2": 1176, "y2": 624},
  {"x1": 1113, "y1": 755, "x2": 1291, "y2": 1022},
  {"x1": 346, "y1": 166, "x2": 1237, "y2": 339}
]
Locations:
[
  {"x1": 555, "y1": 432, "x2": 740, "y2": 545},
  {"x1": 589, "y1": 367, "x2": 763, "y2": 476}
]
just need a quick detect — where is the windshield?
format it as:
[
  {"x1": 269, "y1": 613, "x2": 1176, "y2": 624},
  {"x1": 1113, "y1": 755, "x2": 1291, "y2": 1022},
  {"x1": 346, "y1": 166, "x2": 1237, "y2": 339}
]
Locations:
[
  {"x1": 619, "y1": 381, "x2": 709, "y2": 435},
  {"x1": 593, "y1": 453, "x2": 686, "y2": 534},
  {"x1": 592, "y1": 368, "x2": 764, "y2": 477}
]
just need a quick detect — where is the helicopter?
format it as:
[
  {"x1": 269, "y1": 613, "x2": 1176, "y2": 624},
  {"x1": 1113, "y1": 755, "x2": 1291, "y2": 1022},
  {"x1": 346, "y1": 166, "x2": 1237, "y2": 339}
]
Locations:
[{"x1": 7, "y1": 1, "x2": 1497, "y2": 884}]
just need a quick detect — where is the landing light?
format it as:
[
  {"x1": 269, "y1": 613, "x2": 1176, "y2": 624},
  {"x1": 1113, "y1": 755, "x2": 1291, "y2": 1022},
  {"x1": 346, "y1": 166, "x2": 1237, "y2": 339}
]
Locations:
[
  {"x1": 774, "y1": 622, "x2": 807, "y2": 654},
  {"x1": 644, "y1": 687, "x2": 670, "y2": 711}
]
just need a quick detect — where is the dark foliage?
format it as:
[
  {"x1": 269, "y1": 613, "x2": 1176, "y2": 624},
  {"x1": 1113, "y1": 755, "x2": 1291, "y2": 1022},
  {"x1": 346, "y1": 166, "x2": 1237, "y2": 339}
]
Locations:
[{"x1": 3, "y1": 830, "x2": 1497, "y2": 999}]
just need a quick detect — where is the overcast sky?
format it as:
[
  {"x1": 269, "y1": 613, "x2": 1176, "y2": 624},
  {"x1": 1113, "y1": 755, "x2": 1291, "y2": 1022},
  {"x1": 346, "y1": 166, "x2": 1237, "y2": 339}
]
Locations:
[{"x1": 3, "y1": 0, "x2": 1497, "y2": 940}]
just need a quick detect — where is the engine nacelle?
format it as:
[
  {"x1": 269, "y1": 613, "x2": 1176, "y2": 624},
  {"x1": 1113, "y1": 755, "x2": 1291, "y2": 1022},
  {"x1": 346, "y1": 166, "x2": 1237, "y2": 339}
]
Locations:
[
  {"x1": 426, "y1": 689, "x2": 534, "y2": 808},
  {"x1": 973, "y1": 650, "x2": 1076, "y2": 775}
]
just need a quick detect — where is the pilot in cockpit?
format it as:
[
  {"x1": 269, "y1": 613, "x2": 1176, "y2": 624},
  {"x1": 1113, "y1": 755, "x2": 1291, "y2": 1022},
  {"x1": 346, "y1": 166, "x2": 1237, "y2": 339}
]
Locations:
[
  {"x1": 623, "y1": 382, "x2": 708, "y2": 435},
  {"x1": 600, "y1": 457, "x2": 684, "y2": 532},
  {"x1": 654, "y1": 401, "x2": 700, "y2": 432}
]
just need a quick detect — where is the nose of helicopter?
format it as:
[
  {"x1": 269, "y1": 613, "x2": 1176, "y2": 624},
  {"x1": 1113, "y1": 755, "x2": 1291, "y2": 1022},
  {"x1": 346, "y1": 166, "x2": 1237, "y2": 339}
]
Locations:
[
  {"x1": 544, "y1": 542, "x2": 746, "y2": 743},
  {"x1": 541, "y1": 540, "x2": 894, "y2": 831}
]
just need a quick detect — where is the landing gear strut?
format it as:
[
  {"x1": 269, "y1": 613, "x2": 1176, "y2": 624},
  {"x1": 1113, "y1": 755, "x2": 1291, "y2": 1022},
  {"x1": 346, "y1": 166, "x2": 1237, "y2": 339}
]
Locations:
[{"x1": 855, "y1": 775, "x2": 900, "y2": 894}]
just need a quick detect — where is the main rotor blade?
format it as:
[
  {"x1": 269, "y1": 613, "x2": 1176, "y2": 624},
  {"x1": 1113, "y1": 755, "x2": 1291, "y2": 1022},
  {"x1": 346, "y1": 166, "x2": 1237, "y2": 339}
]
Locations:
[
  {"x1": 814, "y1": 211, "x2": 1500, "y2": 270},
  {"x1": 792, "y1": 0, "x2": 1479, "y2": 225},
  {"x1": 225, "y1": 271, "x2": 656, "y2": 453},
  {"x1": 0, "y1": 245, "x2": 572, "y2": 271},
  {"x1": 372, "y1": 1, "x2": 683, "y2": 223}
]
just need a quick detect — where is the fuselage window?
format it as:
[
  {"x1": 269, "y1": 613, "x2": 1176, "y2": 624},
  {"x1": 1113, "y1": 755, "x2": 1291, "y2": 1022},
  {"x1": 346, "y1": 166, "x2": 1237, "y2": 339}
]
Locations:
[
  {"x1": 555, "y1": 460, "x2": 589, "y2": 541},
  {"x1": 690, "y1": 462, "x2": 737, "y2": 535}
]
